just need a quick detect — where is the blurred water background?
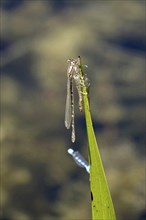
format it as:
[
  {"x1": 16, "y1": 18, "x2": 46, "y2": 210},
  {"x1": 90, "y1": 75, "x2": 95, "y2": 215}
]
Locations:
[{"x1": 0, "y1": 1, "x2": 146, "y2": 220}]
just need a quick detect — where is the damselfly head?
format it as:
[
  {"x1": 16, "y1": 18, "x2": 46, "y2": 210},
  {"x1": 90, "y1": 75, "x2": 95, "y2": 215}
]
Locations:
[
  {"x1": 67, "y1": 58, "x2": 78, "y2": 64},
  {"x1": 67, "y1": 58, "x2": 80, "y2": 77}
]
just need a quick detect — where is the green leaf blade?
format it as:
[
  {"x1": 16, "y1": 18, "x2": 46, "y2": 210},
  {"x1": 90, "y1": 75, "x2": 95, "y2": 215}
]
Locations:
[{"x1": 79, "y1": 57, "x2": 116, "y2": 220}]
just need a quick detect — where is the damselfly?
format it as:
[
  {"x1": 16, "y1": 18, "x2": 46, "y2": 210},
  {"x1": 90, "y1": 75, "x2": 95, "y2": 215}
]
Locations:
[
  {"x1": 65, "y1": 57, "x2": 89, "y2": 142},
  {"x1": 68, "y1": 148, "x2": 90, "y2": 174}
]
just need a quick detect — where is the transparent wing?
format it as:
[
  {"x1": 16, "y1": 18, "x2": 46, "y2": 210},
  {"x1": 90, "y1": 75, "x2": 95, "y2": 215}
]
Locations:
[{"x1": 65, "y1": 76, "x2": 71, "y2": 129}]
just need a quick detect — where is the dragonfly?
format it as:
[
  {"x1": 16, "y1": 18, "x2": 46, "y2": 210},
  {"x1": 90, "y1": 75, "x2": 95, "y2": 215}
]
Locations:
[{"x1": 68, "y1": 148, "x2": 90, "y2": 174}]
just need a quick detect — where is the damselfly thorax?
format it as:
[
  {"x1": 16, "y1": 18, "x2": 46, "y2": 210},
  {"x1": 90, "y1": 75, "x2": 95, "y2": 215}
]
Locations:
[{"x1": 67, "y1": 58, "x2": 83, "y2": 112}]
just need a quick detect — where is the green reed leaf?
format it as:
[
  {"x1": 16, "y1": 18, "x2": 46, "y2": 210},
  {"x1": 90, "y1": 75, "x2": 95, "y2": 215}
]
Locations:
[{"x1": 79, "y1": 56, "x2": 116, "y2": 220}]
